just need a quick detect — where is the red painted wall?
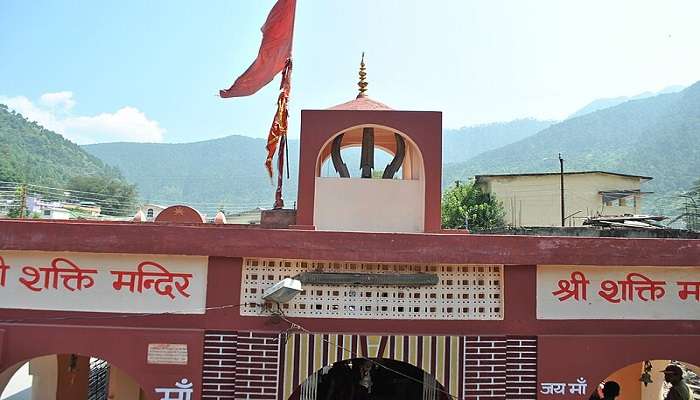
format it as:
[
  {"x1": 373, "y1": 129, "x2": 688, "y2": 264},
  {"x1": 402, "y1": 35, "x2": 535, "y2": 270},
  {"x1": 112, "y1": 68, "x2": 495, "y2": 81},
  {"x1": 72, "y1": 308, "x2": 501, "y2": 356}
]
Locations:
[
  {"x1": 1, "y1": 219, "x2": 700, "y2": 399},
  {"x1": 1, "y1": 219, "x2": 697, "y2": 266}
]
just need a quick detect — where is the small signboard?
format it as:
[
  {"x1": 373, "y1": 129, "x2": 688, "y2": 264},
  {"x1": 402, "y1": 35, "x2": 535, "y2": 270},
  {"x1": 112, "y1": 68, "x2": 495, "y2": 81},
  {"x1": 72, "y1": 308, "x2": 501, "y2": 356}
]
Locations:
[{"x1": 147, "y1": 343, "x2": 188, "y2": 365}]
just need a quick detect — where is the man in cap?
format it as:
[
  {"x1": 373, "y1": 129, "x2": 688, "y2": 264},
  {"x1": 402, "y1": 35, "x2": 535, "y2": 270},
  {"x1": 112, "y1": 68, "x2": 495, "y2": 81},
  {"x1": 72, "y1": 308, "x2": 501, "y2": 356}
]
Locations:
[{"x1": 662, "y1": 364, "x2": 691, "y2": 400}]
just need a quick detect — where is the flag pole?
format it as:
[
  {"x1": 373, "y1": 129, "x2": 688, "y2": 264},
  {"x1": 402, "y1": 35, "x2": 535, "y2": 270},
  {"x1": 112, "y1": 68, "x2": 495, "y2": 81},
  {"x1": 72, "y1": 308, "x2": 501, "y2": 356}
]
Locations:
[
  {"x1": 271, "y1": 58, "x2": 292, "y2": 209},
  {"x1": 274, "y1": 133, "x2": 287, "y2": 209}
]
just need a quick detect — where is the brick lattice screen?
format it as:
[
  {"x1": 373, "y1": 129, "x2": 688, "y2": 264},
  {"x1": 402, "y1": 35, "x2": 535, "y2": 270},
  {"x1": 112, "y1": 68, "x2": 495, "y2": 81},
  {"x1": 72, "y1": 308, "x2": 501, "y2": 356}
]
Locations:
[
  {"x1": 463, "y1": 336, "x2": 538, "y2": 400},
  {"x1": 236, "y1": 331, "x2": 280, "y2": 399},
  {"x1": 506, "y1": 336, "x2": 538, "y2": 400},
  {"x1": 202, "y1": 331, "x2": 237, "y2": 399},
  {"x1": 464, "y1": 336, "x2": 507, "y2": 399},
  {"x1": 203, "y1": 331, "x2": 281, "y2": 400}
]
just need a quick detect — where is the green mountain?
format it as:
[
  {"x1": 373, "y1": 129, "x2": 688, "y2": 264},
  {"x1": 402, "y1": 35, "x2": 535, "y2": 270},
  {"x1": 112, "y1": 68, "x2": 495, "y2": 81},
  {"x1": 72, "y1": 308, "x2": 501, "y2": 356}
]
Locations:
[
  {"x1": 0, "y1": 104, "x2": 122, "y2": 186},
  {"x1": 568, "y1": 85, "x2": 686, "y2": 119},
  {"x1": 82, "y1": 120, "x2": 553, "y2": 214},
  {"x1": 82, "y1": 136, "x2": 301, "y2": 213},
  {"x1": 442, "y1": 119, "x2": 555, "y2": 163},
  {"x1": 83, "y1": 77, "x2": 700, "y2": 218},
  {"x1": 443, "y1": 81, "x2": 700, "y2": 216}
]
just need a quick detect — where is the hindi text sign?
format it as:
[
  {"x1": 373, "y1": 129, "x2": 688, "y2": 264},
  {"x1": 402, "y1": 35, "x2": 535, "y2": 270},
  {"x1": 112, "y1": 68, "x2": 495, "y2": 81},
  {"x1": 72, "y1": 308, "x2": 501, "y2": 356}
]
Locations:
[
  {"x1": 538, "y1": 265, "x2": 700, "y2": 320},
  {"x1": 0, "y1": 251, "x2": 207, "y2": 314}
]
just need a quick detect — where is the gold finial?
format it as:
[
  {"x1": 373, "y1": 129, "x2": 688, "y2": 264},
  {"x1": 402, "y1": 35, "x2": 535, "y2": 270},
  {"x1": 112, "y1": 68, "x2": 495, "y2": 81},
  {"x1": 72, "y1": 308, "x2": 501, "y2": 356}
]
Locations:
[{"x1": 357, "y1": 52, "x2": 368, "y2": 98}]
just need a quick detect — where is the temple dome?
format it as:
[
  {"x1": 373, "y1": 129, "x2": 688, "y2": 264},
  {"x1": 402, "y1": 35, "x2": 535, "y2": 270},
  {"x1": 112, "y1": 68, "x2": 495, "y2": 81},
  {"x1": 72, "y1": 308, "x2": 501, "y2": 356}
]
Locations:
[{"x1": 327, "y1": 96, "x2": 393, "y2": 111}]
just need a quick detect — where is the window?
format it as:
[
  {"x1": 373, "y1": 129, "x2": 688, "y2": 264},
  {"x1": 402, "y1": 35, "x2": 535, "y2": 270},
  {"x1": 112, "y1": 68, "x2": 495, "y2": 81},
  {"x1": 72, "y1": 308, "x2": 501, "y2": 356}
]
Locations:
[
  {"x1": 43, "y1": 209, "x2": 51, "y2": 216},
  {"x1": 146, "y1": 208, "x2": 154, "y2": 218}
]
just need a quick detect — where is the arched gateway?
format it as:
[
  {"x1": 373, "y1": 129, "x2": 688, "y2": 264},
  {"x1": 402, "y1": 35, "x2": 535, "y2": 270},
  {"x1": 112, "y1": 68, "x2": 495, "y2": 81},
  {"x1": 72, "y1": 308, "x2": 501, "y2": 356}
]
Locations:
[
  {"x1": 279, "y1": 333, "x2": 459, "y2": 400},
  {"x1": 289, "y1": 358, "x2": 450, "y2": 400},
  {"x1": 0, "y1": 323, "x2": 202, "y2": 400}
]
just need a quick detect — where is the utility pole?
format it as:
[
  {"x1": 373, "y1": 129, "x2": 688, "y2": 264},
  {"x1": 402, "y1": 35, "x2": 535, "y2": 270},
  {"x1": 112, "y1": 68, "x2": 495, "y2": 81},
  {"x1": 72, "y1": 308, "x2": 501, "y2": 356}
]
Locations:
[
  {"x1": 559, "y1": 153, "x2": 565, "y2": 227},
  {"x1": 18, "y1": 184, "x2": 27, "y2": 219}
]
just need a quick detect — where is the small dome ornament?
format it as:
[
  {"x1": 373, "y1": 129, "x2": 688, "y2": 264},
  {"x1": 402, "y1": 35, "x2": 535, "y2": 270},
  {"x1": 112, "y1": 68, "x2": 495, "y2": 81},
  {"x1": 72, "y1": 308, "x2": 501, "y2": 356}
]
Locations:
[{"x1": 357, "y1": 52, "x2": 368, "y2": 99}]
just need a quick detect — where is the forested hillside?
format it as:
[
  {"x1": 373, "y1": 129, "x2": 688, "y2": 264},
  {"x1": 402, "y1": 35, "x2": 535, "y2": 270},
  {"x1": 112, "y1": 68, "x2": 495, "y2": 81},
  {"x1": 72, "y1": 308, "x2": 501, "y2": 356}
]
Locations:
[
  {"x1": 568, "y1": 85, "x2": 685, "y2": 119},
  {"x1": 442, "y1": 119, "x2": 554, "y2": 163},
  {"x1": 0, "y1": 104, "x2": 123, "y2": 186},
  {"x1": 443, "y1": 81, "x2": 700, "y2": 216},
  {"x1": 83, "y1": 120, "x2": 553, "y2": 212},
  {"x1": 83, "y1": 136, "x2": 301, "y2": 213},
  {"x1": 85, "y1": 78, "x2": 700, "y2": 218}
]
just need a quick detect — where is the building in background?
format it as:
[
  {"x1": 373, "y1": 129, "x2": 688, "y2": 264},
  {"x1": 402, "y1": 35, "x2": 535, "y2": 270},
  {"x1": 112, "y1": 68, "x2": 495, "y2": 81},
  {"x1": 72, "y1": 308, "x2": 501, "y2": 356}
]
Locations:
[
  {"x1": 137, "y1": 204, "x2": 166, "y2": 222},
  {"x1": 224, "y1": 207, "x2": 263, "y2": 224},
  {"x1": 475, "y1": 171, "x2": 652, "y2": 227}
]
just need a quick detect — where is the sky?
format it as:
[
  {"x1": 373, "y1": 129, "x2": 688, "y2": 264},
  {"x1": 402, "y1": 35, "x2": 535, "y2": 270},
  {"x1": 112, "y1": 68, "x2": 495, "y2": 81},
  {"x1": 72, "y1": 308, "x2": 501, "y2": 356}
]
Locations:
[{"x1": 1, "y1": 0, "x2": 700, "y2": 145}]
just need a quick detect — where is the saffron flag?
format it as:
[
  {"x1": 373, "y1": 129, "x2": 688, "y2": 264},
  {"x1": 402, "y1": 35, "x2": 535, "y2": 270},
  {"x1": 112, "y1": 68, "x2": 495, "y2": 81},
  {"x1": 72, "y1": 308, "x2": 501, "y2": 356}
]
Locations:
[
  {"x1": 219, "y1": 0, "x2": 297, "y2": 98},
  {"x1": 265, "y1": 59, "x2": 292, "y2": 178}
]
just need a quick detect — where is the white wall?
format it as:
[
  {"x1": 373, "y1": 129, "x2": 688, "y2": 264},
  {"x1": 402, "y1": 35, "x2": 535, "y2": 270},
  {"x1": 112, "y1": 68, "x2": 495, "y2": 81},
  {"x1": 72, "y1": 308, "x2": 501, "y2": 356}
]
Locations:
[
  {"x1": 29, "y1": 355, "x2": 57, "y2": 400},
  {"x1": 314, "y1": 177, "x2": 424, "y2": 232}
]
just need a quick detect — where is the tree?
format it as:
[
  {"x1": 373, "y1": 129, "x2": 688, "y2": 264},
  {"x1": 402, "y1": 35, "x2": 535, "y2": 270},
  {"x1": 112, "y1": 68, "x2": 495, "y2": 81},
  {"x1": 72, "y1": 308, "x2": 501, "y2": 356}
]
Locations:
[
  {"x1": 65, "y1": 175, "x2": 138, "y2": 216},
  {"x1": 441, "y1": 181, "x2": 505, "y2": 231}
]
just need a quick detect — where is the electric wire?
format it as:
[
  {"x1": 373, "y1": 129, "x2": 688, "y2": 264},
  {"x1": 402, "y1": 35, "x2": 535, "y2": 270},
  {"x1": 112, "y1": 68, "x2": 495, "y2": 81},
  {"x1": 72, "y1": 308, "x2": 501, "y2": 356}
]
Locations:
[
  {"x1": 0, "y1": 303, "x2": 457, "y2": 399},
  {"x1": 0, "y1": 303, "x2": 244, "y2": 324}
]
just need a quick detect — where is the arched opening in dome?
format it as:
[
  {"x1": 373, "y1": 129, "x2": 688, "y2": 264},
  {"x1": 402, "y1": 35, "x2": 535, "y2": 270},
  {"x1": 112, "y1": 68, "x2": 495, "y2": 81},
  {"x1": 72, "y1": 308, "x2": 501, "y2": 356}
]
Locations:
[
  {"x1": 316, "y1": 124, "x2": 424, "y2": 181},
  {"x1": 320, "y1": 146, "x2": 402, "y2": 179}
]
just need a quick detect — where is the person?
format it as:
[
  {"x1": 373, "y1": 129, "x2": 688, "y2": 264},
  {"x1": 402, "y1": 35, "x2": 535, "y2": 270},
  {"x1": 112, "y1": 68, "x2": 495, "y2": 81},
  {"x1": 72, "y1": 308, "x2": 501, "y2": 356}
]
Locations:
[
  {"x1": 662, "y1": 364, "x2": 692, "y2": 400},
  {"x1": 589, "y1": 381, "x2": 620, "y2": 400}
]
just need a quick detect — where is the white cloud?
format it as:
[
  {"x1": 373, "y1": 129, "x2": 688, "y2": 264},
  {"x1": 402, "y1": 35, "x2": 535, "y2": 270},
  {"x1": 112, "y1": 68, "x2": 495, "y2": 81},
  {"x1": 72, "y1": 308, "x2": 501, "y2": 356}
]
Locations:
[
  {"x1": 39, "y1": 91, "x2": 76, "y2": 111},
  {"x1": 0, "y1": 92, "x2": 165, "y2": 144}
]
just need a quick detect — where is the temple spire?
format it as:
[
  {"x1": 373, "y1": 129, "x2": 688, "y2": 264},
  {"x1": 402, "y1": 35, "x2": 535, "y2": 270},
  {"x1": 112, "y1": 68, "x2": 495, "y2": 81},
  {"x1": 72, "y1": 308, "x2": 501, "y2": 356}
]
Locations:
[{"x1": 357, "y1": 52, "x2": 368, "y2": 98}]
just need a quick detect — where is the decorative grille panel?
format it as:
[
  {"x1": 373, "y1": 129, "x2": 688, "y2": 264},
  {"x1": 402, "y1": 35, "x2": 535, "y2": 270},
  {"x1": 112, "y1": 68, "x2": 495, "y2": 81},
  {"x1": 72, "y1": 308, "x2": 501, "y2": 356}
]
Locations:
[
  {"x1": 241, "y1": 258, "x2": 503, "y2": 320},
  {"x1": 87, "y1": 357, "x2": 110, "y2": 400}
]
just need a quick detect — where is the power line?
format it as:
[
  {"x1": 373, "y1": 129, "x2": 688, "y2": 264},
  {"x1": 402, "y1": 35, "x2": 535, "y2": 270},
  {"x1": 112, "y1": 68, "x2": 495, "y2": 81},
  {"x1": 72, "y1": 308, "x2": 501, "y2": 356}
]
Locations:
[
  {"x1": 0, "y1": 303, "x2": 244, "y2": 324},
  {"x1": 0, "y1": 303, "x2": 457, "y2": 399},
  {"x1": 0, "y1": 181, "x2": 275, "y2": 211}
]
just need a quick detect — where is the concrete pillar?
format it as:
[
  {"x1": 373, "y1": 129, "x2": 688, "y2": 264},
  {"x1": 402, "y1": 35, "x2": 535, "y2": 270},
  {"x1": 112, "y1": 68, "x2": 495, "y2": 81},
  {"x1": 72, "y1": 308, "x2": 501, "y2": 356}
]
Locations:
[{"x1": 29, "y1": 355, "x2": 58, "y2": 400}]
